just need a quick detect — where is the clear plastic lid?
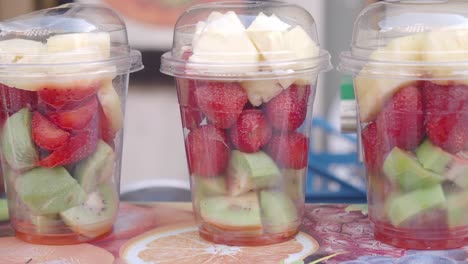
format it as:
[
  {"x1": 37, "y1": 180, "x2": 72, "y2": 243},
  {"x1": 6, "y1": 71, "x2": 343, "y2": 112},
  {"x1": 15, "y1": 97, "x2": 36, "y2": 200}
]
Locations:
[
  {"x1": 339, "y1": 0, "x2": 468, "y2": 80},
  {"x1": 0, "y1": 3, "x2": 143, "y2": 80},
  {"x1": 160, "y1": 1, "x2": 331, "y2": 80}
]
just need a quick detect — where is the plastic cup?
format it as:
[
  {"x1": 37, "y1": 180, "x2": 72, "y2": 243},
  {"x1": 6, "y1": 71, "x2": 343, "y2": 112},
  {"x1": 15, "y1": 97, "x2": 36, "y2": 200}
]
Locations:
[
  {"x1": 339, "y1": 0, "x2": 468, "y2": 250},
  {"x1": 161, "y1": 1, "x2": 330, "y2": 246},
  {"x1": 0, "y1": 4, "x2": 142, "y2": 244}
]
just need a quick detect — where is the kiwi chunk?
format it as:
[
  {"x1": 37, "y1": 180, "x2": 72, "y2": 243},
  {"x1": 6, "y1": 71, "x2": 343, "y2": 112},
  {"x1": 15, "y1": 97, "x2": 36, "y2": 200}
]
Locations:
[
  {"x1": 74, "y1": 140, "x2": 115, "y2": 193},
  {"x1": 30, "y1": 214, "x2": 62, "y2": 234},
  {"x1": 15, "y1": 167, "x2": 86, "y2": 215},
  {"x1": 61, "y1": 182, "x2": 118, "y2": 238},
  {"x1": 0, "y1": 199, "x2": 8, "y2": 221},
  {"x1": 260, "y1": 191, "x2": 298, "y2": 233},
  {"x1": 227, "y1": 150, "x2": 280, "y2": 196},
  {"x1": 416, "y1": 139, "x2": 453, "y2": 174},
  {"x1": 1, "y1": 108, "x2": 37, "y2": 170},
  {"x1": 283, "y1": 169, "x2": 306, "y2": 202},
  {"x1": 386, "y1": 184, "x2": 446, "y2": 227},
  {"x1": 383, "y1": 147, "x2": 444, "y2": 191},
  {"x1": 447, "y1": 192, "x2": 468, "y2": 228},
  {"x1": 199, "y1": 193, "x2": 262, "y2": 231}
]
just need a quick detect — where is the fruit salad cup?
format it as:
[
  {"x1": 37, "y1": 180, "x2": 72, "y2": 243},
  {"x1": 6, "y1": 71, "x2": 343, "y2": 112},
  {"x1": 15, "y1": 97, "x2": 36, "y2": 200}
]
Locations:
[
  {"x1": 0, "y1": 4, "x2": 142, "y2": 244},
  {"x1": 339, "y1": 0, "x2": 468, "y2": 250},
  {"x1": 161, "y1": 2, "x2": 331, "y2": 246}
]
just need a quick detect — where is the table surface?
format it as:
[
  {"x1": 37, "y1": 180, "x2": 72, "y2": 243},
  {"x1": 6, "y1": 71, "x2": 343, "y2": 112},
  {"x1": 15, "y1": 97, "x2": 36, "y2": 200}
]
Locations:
[{"x1": 0, "y1": 202, "x2": 465, "y2": 264}]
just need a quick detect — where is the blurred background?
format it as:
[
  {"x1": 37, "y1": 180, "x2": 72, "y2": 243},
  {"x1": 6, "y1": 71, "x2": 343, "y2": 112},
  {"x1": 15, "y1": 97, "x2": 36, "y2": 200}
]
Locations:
[{"x1": 0, "y1": 0, "x2": 379, "y2": 202}]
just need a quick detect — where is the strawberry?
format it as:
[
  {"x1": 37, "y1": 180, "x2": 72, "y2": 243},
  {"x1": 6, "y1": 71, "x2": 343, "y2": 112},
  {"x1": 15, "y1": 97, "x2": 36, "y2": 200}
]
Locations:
[
  {"x1": 47, "y1": 97, "x2": 98, "y2": 131},
  {"x1": 39, "y1": 115, "x2": 99, "y2": 167},
  {"x1": 177, "y1": 79, "x2": 204, "y2": 129},
  {"x1": 375, "y1": 85, "x2": 424, "y2": 151},
  {"x1": 361, "y1": 122, "x2": 391, "y2": 173},
  {"x1": 0, "y1": 83, "x2": 37, "y2": 114},
  {"x1": 264, "y1": 131, "x2": 309, "y2": 169},
  {"x1": 230, "y1": 109, "x2": 272, "y2": 153},
  {"x1": 195, "y1": 81, "x2": 248, "y2": 129},
  {"x1": 186, "y1": 124, "x2": 230, "y2": 177},
  {"x1": 422, "y1": 82, "x2": 468, "y2": 153},
  {"x1": 32, "y1": 112, "x2": 70, "y2": 150},
  {"x1": 264, "y1": 85, "x2": 310, "y2": 132},
  {"x1": 38, "y1": 82, "x2": 100, "y2": 109}
]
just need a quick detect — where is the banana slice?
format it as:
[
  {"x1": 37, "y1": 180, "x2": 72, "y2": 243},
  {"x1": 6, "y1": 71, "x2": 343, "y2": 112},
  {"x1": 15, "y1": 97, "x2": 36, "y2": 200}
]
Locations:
[
  {"x1": 47, "y1": 32, "x2": 111, "y2": 60},
  {"x1": 98, "y1": 80, "x2": 123, "y2": 134},
  {"x1": 0, "y1": 39, "x2": 46, "y2": 64},
  {"x1": 241, "y1": 80, "x2": 283, "y2": 106},
  {"x1": 188, "y1": 11, "x2": 259, "y2": 74},
  {"x1": 355, "y1": 34, "x2": 424, "y2": 122}
]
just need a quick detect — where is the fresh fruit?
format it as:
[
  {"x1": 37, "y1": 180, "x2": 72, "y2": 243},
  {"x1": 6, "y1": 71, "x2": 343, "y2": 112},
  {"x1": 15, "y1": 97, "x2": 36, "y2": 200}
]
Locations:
[
  {"x1": 46, "y1": 32, "x2": 111, "y2": 60},
  {"x1": 195, "y1": 81, "x2": 248, "y2": 129},
  {"x1": 283, "y1": 169, "x2": 306, "y2": 201},
  {"x1": 199, "y1": 193, "x2": 262, "y2": 231},
  {"x1": 1, "y1": 108, "x2": 38, "y2": 170},
  {"x1": 0, "y1": 199, "x2": 8, "y2": 221},
  {"x1": 264, "y1": 131, "x2": 309, "y2": 169},
  {"x1": 189, "y1": 11, "x2": 259, "y2": 73},
  {"x1": 120, "y1": 224, "x2": 318, "y2": 263},
  {"x1": 30, "y1": 214, "x2": 63, "y2": 234},
  {"x1": 361, "y1": 122, "x2": 389, "y2": 173},
  {"x1": 0, "y1": 39, "x2": 46, "y2": 64},
  {"x1": 260, "y1": 191, "x2": 298, "y2": 233},
  {"x1": 230, "y1": 109, "x2": 272, "y2": 153},
  {"x1": 227, "y1": 150, "x2": 280, "y2": 196},
  {"x1": 74, "y1": 140, "x2": 115, "y2": 193},
  {"x1": 15, "y1": 166, "x2": 86, "y2": 215},
  {"x1": 38, "y1": 83, "x2": 100, "y2": 109},
  {"x1": 385, "y1": 184, "x2": 446, "y2": 227},
  {"x1": 193, "y1": 176, "x2": 227, "y2": 197},
  {"x1": 354, "y1": 34, "x2": 424, "y2": 122},
  {"x1": 264, "y1": 85, "x2": 310, "y2": 131},
  {"x1": 383, "y1": 147, "x2": 444, "y2": 192},
  {"x1": 39, "y1": 115, "x2": 99, "y2": 167},
  {"x1": 446, "y1": 192, "x2": 468, "y2": 228},
  {"x1": 186, "y1": 124, "x2": 230, "y2": 177},
  {"x1": 32, "y1": 111, "x2": 70, "y2": 150},
  {"x1": 416, "y1": 139, "x2": 453, "y2": 174},
  {"x1": 47, "y1": 96, "x2": 98, "y2": 131},
  {"x1": 0, "y1": 83, "x2": 37, "y2": 115},
  {"x1": 422, "y1": 82, "x2": 468, "y2": 153},
  {"x1": 61, "y1": 182, "x2": 118, "y2": 238},
  {"x1": 240, "y1": 80, "x2": 283, "y2": 107},
  {"x1": 97, "y1": 81, "x2": 123, "y2": 137},
  {"x1": 176, "y1": 78, "x2": 204, "y2": 129},
  {"x1": 376, "y1": 84, "x2": 424, "y2": 151}
]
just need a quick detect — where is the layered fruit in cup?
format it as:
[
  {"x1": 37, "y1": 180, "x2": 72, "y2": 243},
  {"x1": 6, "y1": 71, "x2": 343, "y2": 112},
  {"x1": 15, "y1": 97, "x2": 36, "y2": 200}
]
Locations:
[
  {"x1": 0, "y1": 4, "x2": 142, "y2": 244},
  {"x1": 162, "y1": 2, "x2": 331, "y2": 246},
  {"x1": 340, "y1": 1, "x2": 468, "y2": 250}
]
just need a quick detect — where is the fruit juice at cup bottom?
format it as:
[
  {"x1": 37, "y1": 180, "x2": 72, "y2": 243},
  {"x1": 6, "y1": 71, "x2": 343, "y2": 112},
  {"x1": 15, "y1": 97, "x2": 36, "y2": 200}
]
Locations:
[
  {"x1": 0, "y1": 4, "x2": 142, "y2": 244},
  {"x1": 162, "y1": 3, "x2": 331, "y2": 246}
]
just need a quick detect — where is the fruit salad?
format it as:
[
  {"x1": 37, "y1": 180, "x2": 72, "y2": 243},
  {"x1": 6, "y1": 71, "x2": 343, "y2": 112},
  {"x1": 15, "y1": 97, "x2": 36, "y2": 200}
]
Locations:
[
  {"x1": 0, "y1": 32, "x2": 123, "y2": 244},
  {"x1": 172, "y1": 10, "x2": 322, "y2": 246},
  {"x1": 354, "y1": 30, "x2": 468, "y2": 249}
]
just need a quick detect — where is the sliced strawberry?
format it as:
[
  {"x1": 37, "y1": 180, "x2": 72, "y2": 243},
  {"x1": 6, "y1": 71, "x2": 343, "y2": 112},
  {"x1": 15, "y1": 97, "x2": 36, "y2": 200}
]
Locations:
[
  {"x1": 264, "y1": 85, "x2": 310, "y2": 132},
  {"x1": 38, "y1": 82, "x2": 100, "y2": 109},
  {"x1": 195, "y1": 81, "x2": 248, "y2": 129},
  {"x1": 0, "y1": 83, "x2": 37, "y2": 114},
  {"x1": 361, "y1": 122, "x2": 391, "y2": 173},
  {"x1": 39, "y1": 115, "x2": 99, "y2": 168},
  {"x1": 47, "y1": 97, "x2": 98, "y2": 131},
  {"x1": 375, "y1": 85, "x2": 424, "y2": 151},
  {"x1": 264, "y1": 131, "x2": 309, "y2": 169},
  {"x1": 177, "y1": 79, "x2": 204, "y2": 129},
  {"x1": 186, "y1": 124, "x2": 230, "y2": 177},
  {"x1": 230, "y1": 109, "x2": 272, "y2": 153},
  {"x1": 32, "y1": 112, "x2": 70, "y2": 150},
  {"x1": 422, "y1": 82, "x2": 468, "y2": 153}
]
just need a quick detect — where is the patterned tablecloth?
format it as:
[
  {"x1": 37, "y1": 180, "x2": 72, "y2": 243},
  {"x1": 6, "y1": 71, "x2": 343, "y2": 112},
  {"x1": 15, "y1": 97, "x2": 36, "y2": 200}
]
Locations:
[{"x1": 0, "y1": 202, "x2": 466, "y2": 263}]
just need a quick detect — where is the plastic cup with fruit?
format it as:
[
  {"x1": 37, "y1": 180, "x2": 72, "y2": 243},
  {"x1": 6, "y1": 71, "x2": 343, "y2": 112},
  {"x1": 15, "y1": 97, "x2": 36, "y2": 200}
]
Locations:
[
  {"x1": 0, "y1": 4, "x2": 142, "y2": 244},
  {"x1": 161, "y1": 2, "x2": 331, "y2": 246},
  {"x1": 339, "y1": 0, "x2": 468, "y2": 250}
]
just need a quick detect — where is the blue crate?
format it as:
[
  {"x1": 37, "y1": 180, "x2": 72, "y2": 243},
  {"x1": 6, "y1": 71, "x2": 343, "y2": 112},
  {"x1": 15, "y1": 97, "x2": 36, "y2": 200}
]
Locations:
[{"x1": 306, "y1": 118, "x2": 367, "y2": 204}]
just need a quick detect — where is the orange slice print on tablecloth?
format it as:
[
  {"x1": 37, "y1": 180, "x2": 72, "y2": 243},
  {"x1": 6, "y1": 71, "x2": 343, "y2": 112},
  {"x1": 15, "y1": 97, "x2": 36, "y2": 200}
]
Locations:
[
  {"x1": 120, "y1": 224, "x2": 319, "y2": 264},
  {"x1": 0, "y1": 237, "x2": 114, "y2": 263}
]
